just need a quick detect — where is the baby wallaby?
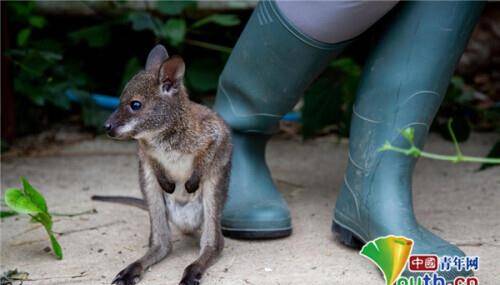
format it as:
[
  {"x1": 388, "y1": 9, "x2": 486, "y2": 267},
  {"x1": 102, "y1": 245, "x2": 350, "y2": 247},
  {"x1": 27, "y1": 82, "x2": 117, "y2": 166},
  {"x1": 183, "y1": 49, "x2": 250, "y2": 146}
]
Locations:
[{"x1": 93, "y1": 44, "x2": 232, "y2": 285}]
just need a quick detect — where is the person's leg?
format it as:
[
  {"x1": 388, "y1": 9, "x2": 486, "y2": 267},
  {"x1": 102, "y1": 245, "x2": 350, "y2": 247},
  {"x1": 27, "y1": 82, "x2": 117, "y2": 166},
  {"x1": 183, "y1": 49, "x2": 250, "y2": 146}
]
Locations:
[
  {"x1": 333, "y1": 1, "x2": 483, "y2": 281},
  {"x1": 214, "y1": 0, "x2": 396, "y2": 239}
]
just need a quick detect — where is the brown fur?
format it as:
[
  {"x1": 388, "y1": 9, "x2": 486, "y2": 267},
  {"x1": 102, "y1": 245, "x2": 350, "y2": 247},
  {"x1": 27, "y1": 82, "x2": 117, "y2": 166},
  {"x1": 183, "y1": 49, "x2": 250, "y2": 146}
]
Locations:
[{"x1": 96, "y1": 45, "x2": 232, "y2": 285}]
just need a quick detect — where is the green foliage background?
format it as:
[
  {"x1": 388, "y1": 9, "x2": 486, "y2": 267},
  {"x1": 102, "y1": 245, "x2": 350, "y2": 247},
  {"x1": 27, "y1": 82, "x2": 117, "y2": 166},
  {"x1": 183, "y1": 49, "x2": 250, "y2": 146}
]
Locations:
[
  {"x1": 4, "y1": 1, "x2": 241, "y2": 134},
  {"x1": 3, "y1": 1, "x2": 499, "y2": 145}
]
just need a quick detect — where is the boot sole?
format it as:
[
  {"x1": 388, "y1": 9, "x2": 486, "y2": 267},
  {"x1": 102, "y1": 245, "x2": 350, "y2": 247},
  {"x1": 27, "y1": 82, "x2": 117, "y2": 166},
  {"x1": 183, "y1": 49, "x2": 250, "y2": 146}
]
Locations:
[
  {"x1": 222, "y1": 227, "x2": 292, "y2": 239},
  {"x1": 332, "y1": 222, "x2": 365, "y2": 249}
]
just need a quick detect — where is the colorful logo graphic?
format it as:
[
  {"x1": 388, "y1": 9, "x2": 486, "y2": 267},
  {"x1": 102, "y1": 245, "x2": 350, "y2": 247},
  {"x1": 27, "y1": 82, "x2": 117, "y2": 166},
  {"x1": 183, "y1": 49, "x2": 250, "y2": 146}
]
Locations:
[
  {"x1": 359, "y1": 235, "x2": 414, "y2": 285},
  {"x1": 359, "y1": 236, "x2": 481, "y2": 285}
]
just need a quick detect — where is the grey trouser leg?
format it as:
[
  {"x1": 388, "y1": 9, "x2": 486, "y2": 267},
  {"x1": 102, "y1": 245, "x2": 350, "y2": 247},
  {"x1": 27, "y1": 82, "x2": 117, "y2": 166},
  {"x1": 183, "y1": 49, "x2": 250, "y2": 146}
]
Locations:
[{"x1": 276, "y1": 0, "x2": 398, "y2": 43}]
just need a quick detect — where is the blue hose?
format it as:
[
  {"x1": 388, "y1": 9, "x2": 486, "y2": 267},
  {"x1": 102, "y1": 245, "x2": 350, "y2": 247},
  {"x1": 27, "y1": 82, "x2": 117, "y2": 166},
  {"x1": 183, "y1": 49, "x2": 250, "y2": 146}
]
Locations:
[
  {"x1": 65, "y1": 89, "x2": 302, "y2": 122},
  {"x1": 65, "y1": 89, "x2": 119, "y2": 110}
]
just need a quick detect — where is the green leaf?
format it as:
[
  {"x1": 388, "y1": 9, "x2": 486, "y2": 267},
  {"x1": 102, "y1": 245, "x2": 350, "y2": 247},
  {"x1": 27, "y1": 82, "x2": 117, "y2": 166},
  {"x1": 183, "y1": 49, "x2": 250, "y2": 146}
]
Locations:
[
  {"x1": 157, "y1": 1, "x2": 196, "y2": 15},
  {"x1": 401, "y1": 128, "x2": 415, "y2": 144},
  {"x1": 162, "y1": 18, "x2": 186, "y2": 46},
  {"x1": 49, "y1": 233, "x2": 63, "y2": 259},
  {"x1": 192, "y1": 14, "x2": 240, "y2": 29},
  {"x1": 21, "y1": 177, "x2": 48, "y2": 213},
  {"x1": 17, "y1": 28, "x2": 31, "y2": 46},
  {"x1": 330, "y1": 58, "x2": 361, "y2": 77},
  {"x1": 9, "y1": 2, "x2": 36, "y2": 16},
  {"x1": 34, "y1": 212, "x2": 53, "y2": 230},
  {"x1": 209, "y1": 14, "x2": 240, "y2": 26},
  {"x1": 45, "y1": 86, "x2": 72, "y2": 110},
  {"x1": 29, "y1": 16, "x2": 47, "y2": 28},
  {"x1": 378, "y1": 141, "x2": 393, "y2": 152},
  {"x1": 302, "y1": 75, "x2": 341, "y2": 138},
  {"x1": 479, "y1": 141, "x2": 500, "y2": 171},
  {"x1": 69, "y1": 25, "x2": 111, "y2": 48},
  {"x1": 445, "y1": 76, "x2": 474, "y2": 104},
  {"x1": 14, "y1": 78, "x2": 45, "y2": 105},
  {"x1": 185, "y1": 57, "x2": 223, "y2": 93},
  {"x1": 120, "y1": 57, "x2": 142, "y2": 90},
  {"x1": 3, "y1": 178, "x2": 62, "y2": 259},
  {"x1": 32, "y1": 39, "x2": 64, "y2": 55},
  {"x1": 0, "y1": 210, "x2": 18, "y2": 219},
  {"x1": 4, "y1": 188, "x2": 42, "y2": 215},
  {"x1": 302, "y1": 57, "x2": 360, "y2": 139},
  {"x1": 129, "y1": 12, "x2": 154, "y2": 31}
]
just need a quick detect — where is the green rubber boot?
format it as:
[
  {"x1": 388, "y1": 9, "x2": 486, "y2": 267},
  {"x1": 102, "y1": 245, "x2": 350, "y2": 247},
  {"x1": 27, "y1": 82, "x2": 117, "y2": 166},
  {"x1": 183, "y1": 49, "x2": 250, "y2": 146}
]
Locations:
[
  {"x1": 333, "y1": 1, "x2": 483, "y2": 282},
  {"x1": 214, "y1": 0, "x2": 348, "y2": 238}
]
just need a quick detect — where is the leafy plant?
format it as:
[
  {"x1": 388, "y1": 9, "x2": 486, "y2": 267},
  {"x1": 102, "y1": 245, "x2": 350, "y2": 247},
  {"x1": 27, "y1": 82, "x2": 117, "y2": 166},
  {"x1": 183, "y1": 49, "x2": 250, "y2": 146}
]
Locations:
[
  {"x1": 123, "y1": 1, "x2": 239, "y2": 96},
  {"x1": 435, "y1": 76, "x2": 474, "y2": 142},
  {"x1": 8, "y1": 2, "x2": 46, "y2": 47},
  {"x1": 157, "y1": 1, "x2": 197, "y2": 16},
  {"x1": 438, "y1": 75, "x2": 500, "y2": 142},
  {"x1": 6, "y1": 2, "x2": 88, "y2": 110},
  {"x1": 185, "y1": 57, "x2": 224, "y2": 93},
  {"x1": 71, "y1": 90, "x2": 112, "y2": 131},
  {"x1": 69, "y1": 24, "x2": 112, "y2": 48},
  {"x1": 3, "y1": 177, "x2": 63, "y2": 259},
  {"x1": 379, "y1": 119, "x2": 500, "y2": 165},
  {"x1": 191, "y1": 14, "x2": 241, "y2": 29},
  {"x1": 0, "y1": 197, "x2": 18, "y2": 218},
  {"x1": 302, "y1": 58, "x2": 361, "y2": 138},
  {"x1": 126, "y1": 1, "x2": 239, "y2": 51},
  {"x1": 5, "y1": 1, "x2": 243, "y2": 137}
]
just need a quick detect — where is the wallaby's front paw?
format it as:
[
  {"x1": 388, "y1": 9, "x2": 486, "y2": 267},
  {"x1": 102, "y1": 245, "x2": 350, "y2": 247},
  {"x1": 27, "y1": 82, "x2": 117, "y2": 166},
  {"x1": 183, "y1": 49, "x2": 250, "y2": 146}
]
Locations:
[
  {"x1": 112, "y1": 262, "x2": 143, "y2": 285},
  {"x1": 185, "y1": 172, "x2": 200, "y2": 194},
  {"x1": 179, "y1": 264, "x2": 202, "y2": 285}
]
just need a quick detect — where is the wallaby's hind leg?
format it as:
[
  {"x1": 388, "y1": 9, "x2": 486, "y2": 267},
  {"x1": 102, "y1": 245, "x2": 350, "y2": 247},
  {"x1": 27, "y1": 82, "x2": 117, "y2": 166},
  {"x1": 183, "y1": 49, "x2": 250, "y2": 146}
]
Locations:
[
  {"x1": 113, "y1": 160, "x2": 172, "y2": 285},
  {"x1": 179, "y1": 234, "x2": 223, "y2": 285},
  {"x1": 179, "y1": 165, "x2": 229, "y2": 285}
]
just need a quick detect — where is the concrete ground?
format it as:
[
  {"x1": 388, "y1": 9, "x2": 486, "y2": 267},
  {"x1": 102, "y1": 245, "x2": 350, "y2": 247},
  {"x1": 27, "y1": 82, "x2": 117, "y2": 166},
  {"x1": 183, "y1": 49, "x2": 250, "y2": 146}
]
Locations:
[{"x1": 1, "y1": 132, "x2": 499, "y2": 285}]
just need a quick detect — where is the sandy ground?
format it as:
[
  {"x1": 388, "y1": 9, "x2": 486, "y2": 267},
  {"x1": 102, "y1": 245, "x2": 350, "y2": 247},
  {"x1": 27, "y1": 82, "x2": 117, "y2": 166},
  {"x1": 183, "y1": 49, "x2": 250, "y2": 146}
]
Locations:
[{"x1": 1, "y1": 133, "x2": 499, "y2": 285}]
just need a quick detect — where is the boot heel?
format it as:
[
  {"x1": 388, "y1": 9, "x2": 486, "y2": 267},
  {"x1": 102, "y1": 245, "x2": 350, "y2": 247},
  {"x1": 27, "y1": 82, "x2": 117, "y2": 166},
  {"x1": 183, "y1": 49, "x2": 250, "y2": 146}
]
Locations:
[{"x1": 333, "y1": 222, "x2": 364, "y2": 249}]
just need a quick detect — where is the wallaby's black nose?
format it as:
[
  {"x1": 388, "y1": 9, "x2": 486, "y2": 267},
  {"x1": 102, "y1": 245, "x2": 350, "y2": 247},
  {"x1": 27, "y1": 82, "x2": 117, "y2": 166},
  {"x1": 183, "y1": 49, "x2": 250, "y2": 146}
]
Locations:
[{"x1": 104, "y1": 123, "x2": 112, "y2": 131}]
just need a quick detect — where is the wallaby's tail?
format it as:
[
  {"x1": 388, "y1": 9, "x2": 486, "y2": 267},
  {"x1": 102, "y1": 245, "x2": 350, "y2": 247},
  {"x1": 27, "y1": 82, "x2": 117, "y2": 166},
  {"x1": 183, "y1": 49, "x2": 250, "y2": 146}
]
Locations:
[{"x1": 91, "y1": 195, "x2": 147, "y2": 210}]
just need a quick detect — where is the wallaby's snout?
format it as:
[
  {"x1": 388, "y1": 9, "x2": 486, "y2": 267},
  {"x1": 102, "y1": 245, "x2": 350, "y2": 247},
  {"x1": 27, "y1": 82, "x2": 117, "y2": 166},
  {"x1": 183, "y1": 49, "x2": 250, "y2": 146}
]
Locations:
[
  {"x1": 103, "y1": 111, "x2": 119, "y2": 139},
  {"x1": 104, "y1": 110, "x2": 132, "y2": 140},
  {"x1": 103, "y1": 122, "x2": 112, "y2": 132},
  {"x1": 103, "y1": 118, "x2": 116, "y2": 138}
]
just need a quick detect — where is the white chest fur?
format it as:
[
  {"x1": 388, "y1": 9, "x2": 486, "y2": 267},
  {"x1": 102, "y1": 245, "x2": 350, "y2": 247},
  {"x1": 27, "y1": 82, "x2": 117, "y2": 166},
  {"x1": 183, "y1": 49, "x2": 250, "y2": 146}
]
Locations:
[
  {"x1": 149, "y1": 149, "x2": 197, "y2": 203},
  {"x1": 164, "y1": 192, "x2": 203, "y2": 234},
  {"x1": 148, "y1": 149, "x2": 203, "y2": 233},
  {"x1": 152, "y1": 150, "x2": 195, "y2": 182}
]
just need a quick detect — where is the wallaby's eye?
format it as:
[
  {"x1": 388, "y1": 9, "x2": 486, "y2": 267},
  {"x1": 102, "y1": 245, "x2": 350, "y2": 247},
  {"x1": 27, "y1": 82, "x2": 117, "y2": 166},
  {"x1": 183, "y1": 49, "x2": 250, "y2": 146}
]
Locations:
[{"x1": 130, "y1": 101, "x2": 142, "y2": 111}]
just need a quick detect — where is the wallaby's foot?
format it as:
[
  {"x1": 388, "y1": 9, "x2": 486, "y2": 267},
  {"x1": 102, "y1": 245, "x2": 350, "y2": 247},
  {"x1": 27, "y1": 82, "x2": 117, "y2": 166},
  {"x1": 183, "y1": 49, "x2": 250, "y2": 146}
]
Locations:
[
  {"x1": 179, "y1": 264, "x2": 202, "y2": 285},
  {"x1": 112, "y1": 262, "x2": 143, "y2": 285}
]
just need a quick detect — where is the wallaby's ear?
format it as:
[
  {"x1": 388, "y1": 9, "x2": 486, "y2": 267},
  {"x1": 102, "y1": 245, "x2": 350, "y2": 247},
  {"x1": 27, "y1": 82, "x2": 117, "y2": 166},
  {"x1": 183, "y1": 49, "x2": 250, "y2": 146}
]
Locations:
[
  {"x1": 159, "y1": 55, "x2": 185, "y2": 96},
  {"x1": 145, "y1": 44, "x2": 169, "y2": 72}
]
